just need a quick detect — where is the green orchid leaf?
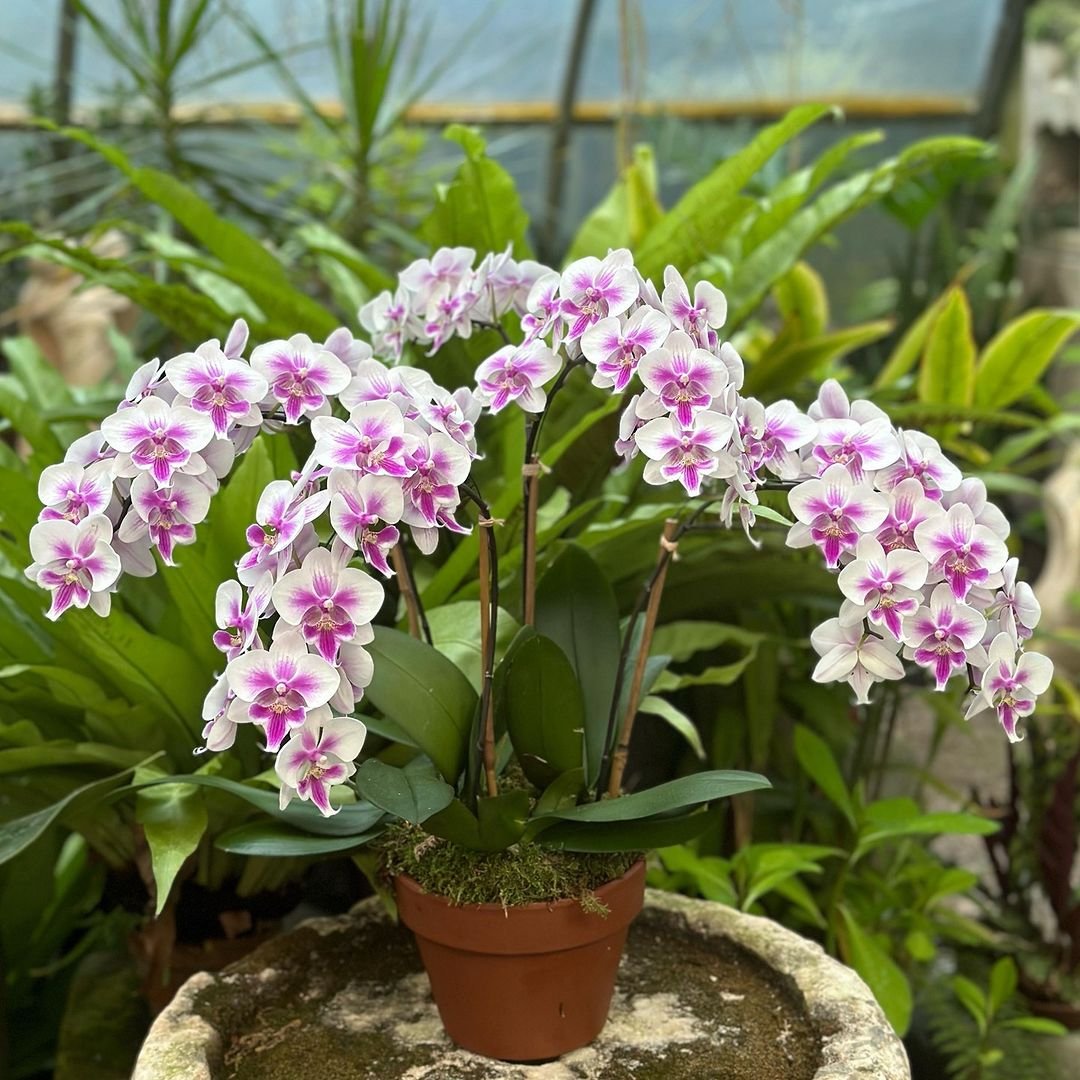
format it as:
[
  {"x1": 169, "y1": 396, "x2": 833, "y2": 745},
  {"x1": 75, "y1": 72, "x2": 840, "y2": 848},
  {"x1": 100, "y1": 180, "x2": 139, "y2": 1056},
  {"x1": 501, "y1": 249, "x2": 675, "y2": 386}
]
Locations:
[
  {"x1": 135, "y1": 770, "x2": 208, "y2": 916},
  {"x1": 353, "y1": 759, "x2": 455, "y2": 826},
  {"x1": 215, "y1": 820, "x2": 383, "y2": 857}
]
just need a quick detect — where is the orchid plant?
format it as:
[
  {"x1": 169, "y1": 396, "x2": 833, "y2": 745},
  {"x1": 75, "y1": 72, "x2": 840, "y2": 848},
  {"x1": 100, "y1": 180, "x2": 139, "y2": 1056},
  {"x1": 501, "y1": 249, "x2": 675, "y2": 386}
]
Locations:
[{"x1": 23, "y1": 244, "x2": 1053, "y2": 859}]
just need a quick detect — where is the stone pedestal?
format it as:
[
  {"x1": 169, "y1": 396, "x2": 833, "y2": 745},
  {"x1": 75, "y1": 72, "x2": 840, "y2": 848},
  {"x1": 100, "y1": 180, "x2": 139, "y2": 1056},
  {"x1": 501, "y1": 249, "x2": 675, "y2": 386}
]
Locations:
[{"x1": 133, "y1": 889, "x2": 909, "y2": 1080}]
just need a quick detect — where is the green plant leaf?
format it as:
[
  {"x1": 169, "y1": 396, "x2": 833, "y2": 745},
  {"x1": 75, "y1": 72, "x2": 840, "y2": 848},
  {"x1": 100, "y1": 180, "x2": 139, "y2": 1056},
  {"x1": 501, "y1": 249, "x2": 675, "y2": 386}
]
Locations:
[
  {"x1": 533, "y1": 768, "x2": 586, "y2": 817},
  {"x1": 634, "y1": 103, "x2": 834, "y2": 278},
  {"x1": 793, "y1": 725, "x2": 857, "y2": 828},
  {"x1": 648, "y1": 620, "x2": 764, "y2": 663},
  {"x1": 1000, "y1": 1016, "x2": 1068, "y2": 1036},
  {"x1": 133, "y1": 773, "x2": 384, "y2": 837},
  {"x1": 974, "y1": 309, "x2": 1080, "y2": 409},
  {"x1": 535, "y1": 810, "x2": 712, "y2": 852},
  {"x1": 365, "y1": 627, "x2": 477, "y2": 783},
  {"x1": 743, "y1": 321, "x2": 893, "y2": 397},
  {"x1": 638, "y1": 696, "x2": 705, "y2": 760},
  {"x1": 773, "y1": 261, "x2": 829, "y2": 338},
  {"x1": 0, "y1": 759, "x2": 155, "y2": 865},
  {"x1": 838, "y1": 905, "x2": 913, "y2": 1035},
  {"x1": 215, "y1": 821, "x2": 382, "y2": 856},
  {"x1": 534, "y1": 770, "x2": 769, "y2": 825},
  {"x1": 987, "y1": 956, "x2": 1018, "y2": 1016},
  {"x1": 420, "y1": 125, "x2": 531, "y2": 257},
  {"x1": 426, "y1": 602, "x2": 521, "y2": 693},
  {"x1": 353, "y1": 759, "x2": 455, "y2": 825},
  {"x1": 534, "y1": 544, "x2": 621, "y2": 787},
  {"x1": 501, "y1": 630, "x2": 586, "y2": 788},
  {"x1": 135, "y1": 774, "x2": 208, "y2": 916},
  {"x1": 873, "y1": 287, "x2": 953, "y2": 388},
  {"x1": 918, "y1": 288, "x2": 975, "y2": 406},
  {"x1": 951, "y1": 974, "x2": 988, "y2": 1029},
  {"x1": 424, "y1": 791, "x2": 531, "y2": 852}
]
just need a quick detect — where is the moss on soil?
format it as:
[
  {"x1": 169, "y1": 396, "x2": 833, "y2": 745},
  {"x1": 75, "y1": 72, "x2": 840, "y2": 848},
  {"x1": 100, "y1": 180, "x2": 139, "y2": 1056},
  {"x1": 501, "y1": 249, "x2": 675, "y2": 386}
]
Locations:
[{"x1": 378, "y1": 822, "x2": 639, "y2": 911}]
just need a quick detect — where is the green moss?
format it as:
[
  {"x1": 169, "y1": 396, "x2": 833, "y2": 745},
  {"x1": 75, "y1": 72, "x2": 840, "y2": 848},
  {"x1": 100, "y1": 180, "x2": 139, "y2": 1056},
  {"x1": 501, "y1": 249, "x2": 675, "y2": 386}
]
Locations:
[{"x1": 379, "y1": 824, "x2": 639, "y2": 912}]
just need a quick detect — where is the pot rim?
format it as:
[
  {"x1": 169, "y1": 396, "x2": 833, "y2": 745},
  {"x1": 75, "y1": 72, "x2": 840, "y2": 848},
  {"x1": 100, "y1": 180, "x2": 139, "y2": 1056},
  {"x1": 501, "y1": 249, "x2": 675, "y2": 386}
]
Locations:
[{"x1": 393, "y1": 856, "x2": 646, "y2": 913}]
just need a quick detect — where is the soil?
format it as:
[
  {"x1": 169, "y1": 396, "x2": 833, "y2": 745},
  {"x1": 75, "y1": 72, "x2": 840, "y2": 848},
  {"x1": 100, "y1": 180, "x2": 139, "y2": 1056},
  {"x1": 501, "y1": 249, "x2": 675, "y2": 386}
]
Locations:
[{"x1": 193, "y1": 900, "x2": 822, "y2": 1080}]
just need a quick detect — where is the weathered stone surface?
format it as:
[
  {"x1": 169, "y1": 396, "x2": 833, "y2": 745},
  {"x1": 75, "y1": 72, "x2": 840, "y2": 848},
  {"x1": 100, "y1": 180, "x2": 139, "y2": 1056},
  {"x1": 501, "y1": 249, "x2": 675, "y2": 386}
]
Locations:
[{"x1": 133, "y1": 889, "x2": 909, "y2": 1080}]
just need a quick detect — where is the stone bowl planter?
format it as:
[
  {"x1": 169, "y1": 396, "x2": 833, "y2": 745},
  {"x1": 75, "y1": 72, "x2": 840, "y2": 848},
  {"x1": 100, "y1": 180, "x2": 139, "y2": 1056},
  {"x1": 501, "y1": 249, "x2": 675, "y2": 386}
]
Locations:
[{"x1": 133, "y1": 888, "x2": 910, "y2": 1080}]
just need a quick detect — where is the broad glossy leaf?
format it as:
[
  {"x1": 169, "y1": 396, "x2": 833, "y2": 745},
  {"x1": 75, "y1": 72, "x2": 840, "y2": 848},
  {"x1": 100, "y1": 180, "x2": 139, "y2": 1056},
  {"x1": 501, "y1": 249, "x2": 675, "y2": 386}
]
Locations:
[
  {"x1": 426, "y1": 602, "x2": 521, "y2": 693},
  {"x1": 638, "y1": 696, "x2": 705, "y2": 760},
  {"x1": 793, "y1": 725, "x2": 857, "y2": 828},
  {"x1": 838, "y1": 905, "x2": 913, "y2": 1035},
  {"x1": 535, "y1": 810, "x2": 713, "y2": 852},
  {"x1": 365, "y1": 627, "x2": 477, "y2": 782},
  {"x1": 648, "y1": 621, "x2": 764, "y2": 663},
  {"x1": 918, "y1": 288, "x2": 974, "y2": 406},
  {"x1": 534, "y1": 770, "x2": 769, "y2": 825},
  {"x1": 215, "y1": 820, "x2": 382, "y2": 856},
  {"x1": 425, "y1": 791, "x2": 531, "y2": 852},
  {"x1": 501, "y1": 631, "x2": 586, "y2": 788},
  {"x1": 635, "y1": 103, "x2": 833, "y2": 278},
  {"x1": 135, "y1": 772, "x2": 208, "y2": 915},
  {"x1": 874, "y1": 287, "x2": 953, "y2": 388},
  {"x1": 0, "y1": 760, "x2": 153, "y2": 865},
  {"x1": 974, "y1": 309, "x2": 1080, "y2": 408},
  {"x1": 134, "y1": 773, "x2": 384, "y2": 838},
  {"x1": 535, "y1": 545, "x2": 621, "y2": 786},
  {"x1": 773, "y1": 261, "x2": 829, "y2": 339},
  {"x1": 353, "y1": 759, "x2": 454, "y2": 825}
]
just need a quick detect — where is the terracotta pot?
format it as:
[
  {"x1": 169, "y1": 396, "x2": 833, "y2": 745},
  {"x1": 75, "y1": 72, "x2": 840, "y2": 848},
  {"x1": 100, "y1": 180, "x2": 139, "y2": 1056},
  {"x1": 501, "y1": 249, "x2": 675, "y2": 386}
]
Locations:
[{"x1": 393, "y1": 859, "x2": 646, "y2": 1062}]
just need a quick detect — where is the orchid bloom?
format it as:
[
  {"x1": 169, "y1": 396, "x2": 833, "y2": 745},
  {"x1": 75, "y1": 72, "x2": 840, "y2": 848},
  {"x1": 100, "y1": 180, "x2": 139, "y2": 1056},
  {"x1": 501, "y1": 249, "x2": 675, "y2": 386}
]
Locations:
[
  {"x1": 328, "y1": 471, "x2": 404, "y2": 576},
  {"x1": 272, "y1": 546, "x2": 384, "y2": 662},
  {"x1": 970, "y1": 632, "x2": 1054, "y2": 743},
  {"x1": 660, "y1": 266, "x2": 727, "y2": 348},
  {"x1": 638, "y1": 331, "x2": 729, "y2": 427},
  {"x1": 807, "y1": 378, "x2": 888, "y2": 424},
  {"x1": 213, "y1": 574, "x2": 273, "y2": 660},
  {"x1": 474, "y1": 341, "x2": 560, "y2": 413},
  {"x1": 635, "y1": 411, "x2": 736, "y2": 497},
  {"x1": 879, "y1": 430, "x2": 962, "y2": 498},
  {"x1": 838, "y1": 536, "x2": 929, "y2": 639},
  {"x1": 559, "y1": 250, "x2": 638, "y2": 340},
  {"x1": 876, "y1": 478, "x2": 941, "y2": 553},
  {"x1": 237, "y1": 479, "x2": 331, "y2": 585},
  {"x1": 275, "y1": 710, "x2": 368, "y2": 816},
  {"x1": 914, "y1": 502, "x2": 1008, "y2": 601},
  {"x1": 37, "y1": 462, "x2": 112, "y2": 523},
  {"x1": 985, "y1": 557, "x2": 1041, "y2": 642},
  {"x1": 250, "y1": 334, "x2": 351, "y2": 423},
  {"x1": 199, "y1": 673, "x2": 240, "y2": 753},
  {"x1": 787, "y1": 464, "x2": 889, "y2": 568},
  {"x1": 311, "y1": 402, "x2": 417, "y2": 477},
  {"x1": 521, "y1": 271, "x2": 564, "y2": 345},
  {"x1": 164, "y1": 342, "x2": 268, "y2": 437},
  {"x1": 400, "y1": 433, "x2": 471, "y2": 528},
  {"x1": 358, "y1": 288, "x2": 418, "y2": 360},
  {"x1": 25, "y1": 514, "x2": 121, "y2": 620},
  {"x1": 119, "y1": 473, "x2": 211, "y2": 565},
  {"x1": 902, "y1": 583, "x2": 987, "y2": 691},
  {"x1": 226, "y1": 630, "x2": 340, "y2": 752},
  {"x1": 100, "y1": 398, "x2": 214, "y2": 486},
  {"x1": 739, "y1": 399, "x2": 817, "y2": 480},
  {"x1": 583, "y1": 307, "x2": 671, "y2": 391},
  {"x1": 810, "y1": 617, "x2": 904, "y2": 705},
  {"x1": 400, "y1": 246, "x2": 476, "y2": 296},
  {"x1": 810, "y1": 417, "x2": 900, "y2": 483}
]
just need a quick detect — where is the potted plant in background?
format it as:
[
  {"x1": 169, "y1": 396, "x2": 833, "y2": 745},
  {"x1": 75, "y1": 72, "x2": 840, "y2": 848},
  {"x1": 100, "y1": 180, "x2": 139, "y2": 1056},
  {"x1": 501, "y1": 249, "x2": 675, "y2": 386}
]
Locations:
[{"x1": 11, "y1": 236, "x2": 1053, "y2": 1063}]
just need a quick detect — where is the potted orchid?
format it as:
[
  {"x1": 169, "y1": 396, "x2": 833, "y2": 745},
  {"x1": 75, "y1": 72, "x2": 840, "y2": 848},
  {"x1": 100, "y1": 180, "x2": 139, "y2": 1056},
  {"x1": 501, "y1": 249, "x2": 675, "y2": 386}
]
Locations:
[{"x1": 23, "y1": 243, "x2": 1052, "y2": 1062}]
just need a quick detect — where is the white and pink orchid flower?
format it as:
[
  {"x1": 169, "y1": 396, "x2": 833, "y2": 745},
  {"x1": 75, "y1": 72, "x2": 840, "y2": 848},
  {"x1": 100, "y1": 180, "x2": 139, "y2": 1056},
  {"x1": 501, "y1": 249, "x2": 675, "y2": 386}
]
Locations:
[
  {"x1": 25, "y1": 514, "x2": 121, "y2": 620},
  {"x1": 875, "y1": 478, "x2": 942, "y2": 553},
  {"x1": 810, "y1": 617, "x2": 905, "y2": 705},
  {"x1": 275, "y1": 709, "x2": 368, "y2": 816},
  {"x1": 635, "y1": 411, "x2": 736, "y2": 497},
  {"x1": 322, "y1": 326, "x2": 373, "y2": 375},
  {"x1": 738, "y1": 399, "x2": 817, "y2": 480},
  {"x1": 165, "y1": 342, "x2": 268, "y2": 437},
  {"x1": 809, "y1": 417, "x2": 900, "y2": 483},
  {"x1": 559, "y1": 250, "x2": 638, "y2": 340},
  {"x1": 878, "y1": 430, "x2": 962, "y2": 498},
  {"x1": 787, "y1": 464, "x2": 889, "y2": 568},
  {"x1": 250, "y1": 334, "x2": 351, "y2": 424},
  {"x1": 358, "y1": 288, "x2": 419, "y2": 360},
  {"x1": 212, "y1": 574, "x2": 273, "y2": 660},
  {"x1": 327, "y1": 471, "x2": 403, "y2": 577},
  {"x1": 198, "y1": 673, "x2": 240, "y2": 753},
  {"x1": 638, "y1": 331, "x2": 729, "y2": 427},
  {"x1": 100, "y1": 398, "x2": 213, "y2": 486},
  {"x1": 272, "y1": 546, "x2": 384, "y2": 663},
  {"x1": 312, "y1": 402, "x2": 417, "y2": 477},
  {"x1": 660, "y1": 266, "x2": 727, "y2": 348},
  {"x1": 474, "y1": 341, "x2": 560, "y2": 414},
  {"x1": 37, "y1": 462, "x2": 112, "y2": 523},
  {"x1": 400, "y1": 433, "x2": 471, "y2": 529},
  {"x1": 583, "y1": 307, "x2": 671, "y2": 391},
  {"x1": 837, "y1": 536, "x2": 929, "y2": 640},
  {"x1": 237, "y1": 480, "x2": 331, "y2": 585},
  {"x1": 941, "y1": 478, "x2": 1010, "y2": 541},
  {"x1": 226, "y1": 630, "x2": 340, "y2": 752},
  {"x1": 400, "y1": 246, "x2": 476, "y2": 296},
  {"x1": 985, "y1": 557, "x2": 1041, "y2": 642},
  {"x1": 807, "y1": 378, "x2": 888, "y2": 424},
  {"x1": 902, "y1": 583, "x2": 987, "y2": 691},
  {"x1": 521, "y1": 271, "x2": 563, "y2": 345},
  {"x1": 914, "y1": 502, "x2": 1008, "y2": 601},
  {"x1": 119, "y1": 473, "x2": 211, "y2": 565},
  {"x1": 331, "y1": 634, "x2": 376, "y2": 713},
  {"x1": 969, "y1": 632, "x2": 1054, "y2": 743}
]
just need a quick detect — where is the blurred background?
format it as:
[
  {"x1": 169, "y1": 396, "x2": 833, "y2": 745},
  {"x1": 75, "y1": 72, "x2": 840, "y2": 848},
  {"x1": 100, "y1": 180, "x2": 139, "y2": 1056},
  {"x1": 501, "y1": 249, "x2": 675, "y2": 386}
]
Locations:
[{"x1": 2, "y1": 2, "x2": 1080, "y2": 1079}]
